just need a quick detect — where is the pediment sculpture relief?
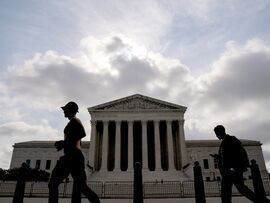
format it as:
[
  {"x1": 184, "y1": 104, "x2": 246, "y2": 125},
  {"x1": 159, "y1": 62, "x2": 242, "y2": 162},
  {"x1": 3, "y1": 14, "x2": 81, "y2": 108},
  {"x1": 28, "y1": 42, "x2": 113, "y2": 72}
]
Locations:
[{"x1": 99, "y1": 98, "x2": 175, "y2": 110}]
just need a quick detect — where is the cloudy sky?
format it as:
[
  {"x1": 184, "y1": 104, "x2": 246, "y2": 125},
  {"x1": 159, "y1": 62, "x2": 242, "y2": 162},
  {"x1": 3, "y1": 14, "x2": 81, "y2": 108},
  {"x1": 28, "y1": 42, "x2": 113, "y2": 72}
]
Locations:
[{"x1": 1, "y1": 0, "x2": 270, "y2": 171}]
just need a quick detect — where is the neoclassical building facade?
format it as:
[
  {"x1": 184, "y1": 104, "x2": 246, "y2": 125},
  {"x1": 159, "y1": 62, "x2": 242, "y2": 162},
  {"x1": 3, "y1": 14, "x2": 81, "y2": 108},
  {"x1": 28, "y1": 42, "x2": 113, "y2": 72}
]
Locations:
[
  {"x1": 10, "y1": 94, "x2": 269, "y2": 182},
  {"x1": 87, "y1": 94, "x2": 190, "y2": 181}
]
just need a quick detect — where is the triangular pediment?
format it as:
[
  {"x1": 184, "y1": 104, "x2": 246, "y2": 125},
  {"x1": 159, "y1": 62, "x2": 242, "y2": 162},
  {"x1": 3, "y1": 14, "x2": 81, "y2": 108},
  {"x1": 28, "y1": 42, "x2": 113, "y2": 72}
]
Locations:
[{"x1": 88, "y1": 94, "x2": 186, "y2": 111}]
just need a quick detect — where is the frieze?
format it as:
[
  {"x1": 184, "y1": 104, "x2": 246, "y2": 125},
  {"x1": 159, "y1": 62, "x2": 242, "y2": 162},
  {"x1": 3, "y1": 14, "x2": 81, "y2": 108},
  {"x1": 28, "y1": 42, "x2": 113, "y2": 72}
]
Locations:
[
  {"x1": 97, "y1": 98, "x2": 176, "y2": 110},
  {"x1": 88, "y1": 94, "x2": 187, "y2": 113}
]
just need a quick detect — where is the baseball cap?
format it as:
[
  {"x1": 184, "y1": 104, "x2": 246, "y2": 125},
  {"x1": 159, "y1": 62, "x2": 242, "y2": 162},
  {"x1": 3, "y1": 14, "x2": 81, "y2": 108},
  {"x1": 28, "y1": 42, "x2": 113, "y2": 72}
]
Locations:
[{"x1": 61, "y1": 101, "x2": 79, "y2": 112}]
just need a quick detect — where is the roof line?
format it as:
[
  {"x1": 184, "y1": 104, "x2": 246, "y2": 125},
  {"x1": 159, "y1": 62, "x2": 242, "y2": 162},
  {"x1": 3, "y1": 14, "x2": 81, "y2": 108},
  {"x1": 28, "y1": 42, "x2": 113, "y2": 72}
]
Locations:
[{"x1": 88, "y1": 93, "x2": 187, "y2": 111}]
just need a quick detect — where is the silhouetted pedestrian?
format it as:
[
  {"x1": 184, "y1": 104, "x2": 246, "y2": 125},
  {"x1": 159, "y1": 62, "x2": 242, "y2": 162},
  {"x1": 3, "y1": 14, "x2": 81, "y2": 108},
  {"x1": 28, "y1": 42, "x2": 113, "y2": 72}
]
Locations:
[
  {"x1": 211, "y1": 125, "x2": 270, "y2": 203},
  {"x1": 48, "y1": 101, "x2": 100, "y2": 203}
]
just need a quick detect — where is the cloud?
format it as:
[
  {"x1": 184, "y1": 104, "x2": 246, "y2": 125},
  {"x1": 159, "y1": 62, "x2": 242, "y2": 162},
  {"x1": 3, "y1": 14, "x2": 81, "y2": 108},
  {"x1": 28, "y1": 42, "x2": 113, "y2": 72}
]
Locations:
[
  {"x1": 199, "y1": 39, "x2": 270, "y2": 101},
  {"x1": 0, "y1": 122, "x2": 58, "y2": 139},
  {"x1": 5, "y1": 34, "x2": 192, "y2": 110},
  {"x1": 2, "y1": 34, "x2": 270, "y2": 172},
  {"x1": 183, "y1": 38, "x2": 270, "y2": 172},
  {"x1": 0, "y1": 121, "x2": 59, "y2": 169},
  {"x1": 69, "y1": 0, "x2": 237, "y2": 50},
  {"x1": 0, "y1": 34, "x2": 193, "y2": 168},
  {"x1": 186, "y1": 39, "x2": 270, "y2": 144}
]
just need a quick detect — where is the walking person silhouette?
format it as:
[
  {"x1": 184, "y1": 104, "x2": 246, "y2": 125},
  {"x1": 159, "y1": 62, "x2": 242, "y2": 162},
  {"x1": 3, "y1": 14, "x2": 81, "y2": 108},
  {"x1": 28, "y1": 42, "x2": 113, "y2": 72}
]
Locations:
[
  {"x1": 48, "y1": 101, "x2": 100, "y2": 203},
  {"x1": 211, "y1": 125, "x2": 270, "y2": 203}
]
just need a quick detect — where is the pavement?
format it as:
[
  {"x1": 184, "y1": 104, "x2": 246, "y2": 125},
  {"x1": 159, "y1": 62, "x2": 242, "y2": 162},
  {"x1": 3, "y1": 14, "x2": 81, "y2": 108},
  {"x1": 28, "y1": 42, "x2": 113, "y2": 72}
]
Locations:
[{"x1": 0, "y1": 197, "x2": 256, "y2": 203}]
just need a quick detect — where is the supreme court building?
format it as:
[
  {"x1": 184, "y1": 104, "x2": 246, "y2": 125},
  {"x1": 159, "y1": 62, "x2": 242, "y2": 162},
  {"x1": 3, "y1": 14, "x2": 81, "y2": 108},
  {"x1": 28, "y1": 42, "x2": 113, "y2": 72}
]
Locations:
[
  {"x1": 10, "y1": 94, "x2": 269, "y2": 183},
  {"x1": 87, "y1": 94, "x2": 191, "y2": 182}
]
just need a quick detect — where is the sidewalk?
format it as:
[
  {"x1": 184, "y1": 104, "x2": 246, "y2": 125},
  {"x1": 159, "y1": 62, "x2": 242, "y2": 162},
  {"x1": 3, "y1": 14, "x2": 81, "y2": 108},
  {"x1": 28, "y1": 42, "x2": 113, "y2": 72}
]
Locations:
[{"x1": 0, "y1": 197, "x2": 255, "y2": 203}]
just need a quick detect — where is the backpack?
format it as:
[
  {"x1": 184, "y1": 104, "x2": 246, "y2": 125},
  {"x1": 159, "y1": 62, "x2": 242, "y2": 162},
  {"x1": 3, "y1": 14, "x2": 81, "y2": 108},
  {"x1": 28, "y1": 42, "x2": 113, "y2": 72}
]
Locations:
[
  {"x1": 237, "y1": 145, "x2": 250, "y2": 172},
  {"x1": 228, "y1": 136, "x2": 250, "y2": 172}
]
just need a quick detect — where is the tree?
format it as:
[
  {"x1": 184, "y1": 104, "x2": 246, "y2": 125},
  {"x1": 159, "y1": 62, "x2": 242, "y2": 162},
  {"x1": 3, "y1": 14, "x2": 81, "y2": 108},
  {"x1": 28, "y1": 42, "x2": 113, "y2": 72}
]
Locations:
[
  {"x1": 0, "y1": 167, "x2": 50, "y2": 182},
  {"x1": 0, "y1": 168, "x2": 6, "y2": 180}
]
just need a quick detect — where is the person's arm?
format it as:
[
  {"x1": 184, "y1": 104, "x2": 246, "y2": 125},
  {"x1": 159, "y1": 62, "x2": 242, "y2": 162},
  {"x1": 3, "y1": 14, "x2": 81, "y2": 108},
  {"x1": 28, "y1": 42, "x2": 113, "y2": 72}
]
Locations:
[
  {"x1": 210, "y1": 154, "x2": 220, "y2": 159},
  {"x1": 220, "y1": 139, "x2": 231, "y2": 171},
  {"x1": 76, "y1": 119, "x2": 86, "y2": 140},
  {"x1": 222, "y1": 136, "x2": 241, "y2": 170},
  {"x1": 210, "y1": 153, "x2": 224, "y2": 173},
  {"x1": 54, "y1": 140, "x2": 64, "y2": 151}
]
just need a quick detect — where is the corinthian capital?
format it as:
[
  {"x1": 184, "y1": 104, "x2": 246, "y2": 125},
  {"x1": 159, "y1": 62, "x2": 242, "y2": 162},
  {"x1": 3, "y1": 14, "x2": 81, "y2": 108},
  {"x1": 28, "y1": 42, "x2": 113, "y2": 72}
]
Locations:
[{"x1": 90, "y1": 120, "x2": 97, "y2": 126}]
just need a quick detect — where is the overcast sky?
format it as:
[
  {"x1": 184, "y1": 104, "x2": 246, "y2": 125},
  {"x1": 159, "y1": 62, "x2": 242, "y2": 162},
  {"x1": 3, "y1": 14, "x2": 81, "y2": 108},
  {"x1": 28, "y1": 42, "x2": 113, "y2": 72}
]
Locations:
[{"x1": 1, "y1": 0, "x2": 270, "y2": 171}]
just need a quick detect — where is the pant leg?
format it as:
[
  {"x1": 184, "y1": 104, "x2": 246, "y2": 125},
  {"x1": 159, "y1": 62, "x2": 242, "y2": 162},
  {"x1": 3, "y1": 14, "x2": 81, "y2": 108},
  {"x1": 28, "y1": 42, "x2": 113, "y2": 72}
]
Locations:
[
  {"x1": 70, "y1": 149, "x2": 101, "y2": 203},
  {"x1": 232, "y1": 172, "x2": 257, "y2": 202},
  {"x1": 221, "y1": 174, "x2": 233, "y2": 203},
  {"x1": 71, "y1": 180, "x2": 82, "y2": 203},
  {"x1": 70, "y1": 149, "x2": 86, "y2": 203},
  {"x1": 81, "y1": 179, "x2": 100, "y2": 203},
  {"x1": 48, "y1": 156, "x2": 71, "y2": 203}
]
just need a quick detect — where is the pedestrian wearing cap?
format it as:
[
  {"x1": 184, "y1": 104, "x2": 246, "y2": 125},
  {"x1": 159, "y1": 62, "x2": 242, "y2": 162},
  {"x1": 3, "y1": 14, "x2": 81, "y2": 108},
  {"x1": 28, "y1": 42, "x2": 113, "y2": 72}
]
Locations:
[{"x1": 48, "y1": 102, "x2": 100, "y2": 203}]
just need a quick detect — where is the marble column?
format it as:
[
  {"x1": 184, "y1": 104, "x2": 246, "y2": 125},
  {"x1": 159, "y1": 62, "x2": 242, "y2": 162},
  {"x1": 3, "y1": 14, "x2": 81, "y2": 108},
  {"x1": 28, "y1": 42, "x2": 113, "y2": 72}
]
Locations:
[
  {"x1": 128, "y1": 121, "x2": 134, "y2": 171},
  {"x1": 142, "y1": 120, "x2": 148, "y2": 170},
  {"x1": 154, "y1": 120, "x2": 162, "y2": 170},
  {"x1": 179, "y1": 120, "x2": 188, "y2": 169},
  {"x1": 89, "y1": 120, "x2": 97, "y2": 171},
  {"x1": 101, "y1": 121, "x2": 109, "y2": 171},
  {"x1": 166, "y1": 120, "x2": 175, "y2": 170},
  {"x1": 114, "y1": 120, "x2": 121, "y2": 171}
]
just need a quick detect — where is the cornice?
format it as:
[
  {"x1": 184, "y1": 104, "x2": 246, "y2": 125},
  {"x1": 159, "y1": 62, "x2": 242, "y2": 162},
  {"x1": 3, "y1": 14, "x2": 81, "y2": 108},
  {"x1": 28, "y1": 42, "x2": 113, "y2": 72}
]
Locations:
[
  {"x1": 88, "y1": 94, "x2": 187, "y2": 113},
  {"x1": 13, "y1": 139, "x2": 261, "y2": 149}
]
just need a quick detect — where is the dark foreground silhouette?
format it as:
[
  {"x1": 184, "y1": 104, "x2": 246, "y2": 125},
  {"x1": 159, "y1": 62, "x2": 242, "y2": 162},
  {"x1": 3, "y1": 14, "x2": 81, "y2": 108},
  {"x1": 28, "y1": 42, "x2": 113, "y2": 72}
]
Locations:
[
  {"x1": 212, "y1": 125, "x2": 270, "y2": 203},
  {"x1": 48, "y1": 101, "x2": 100, "y2": 203}
]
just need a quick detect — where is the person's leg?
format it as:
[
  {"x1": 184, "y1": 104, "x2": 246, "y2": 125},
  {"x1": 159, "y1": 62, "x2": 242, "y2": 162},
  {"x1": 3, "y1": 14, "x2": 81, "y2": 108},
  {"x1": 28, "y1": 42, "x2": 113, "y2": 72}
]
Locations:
[
  {"x1": 48, "y1": 156, "x2": 70, "y2": 203},
  {"x1": 81, "y1": 178, "x2": 100, "y2": 203},
  {"x1": 232, "y1": 172, "x2": 257, "y2": 202},
  {"x1": 71, "y1": 149, "x2": 100, "y2": 203},
  {"x1": 71, "y1": 179, "x2": 82, "y2": 203},
  {"x1": 221, "y1": 174, "x2": 233, "y2": 203},
  {"x1": 70, "y1": 150, "x2": 85, "y2": 203},
  {"x1": 82, "y1": 182, "x2": 100, "y2": 203}
]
